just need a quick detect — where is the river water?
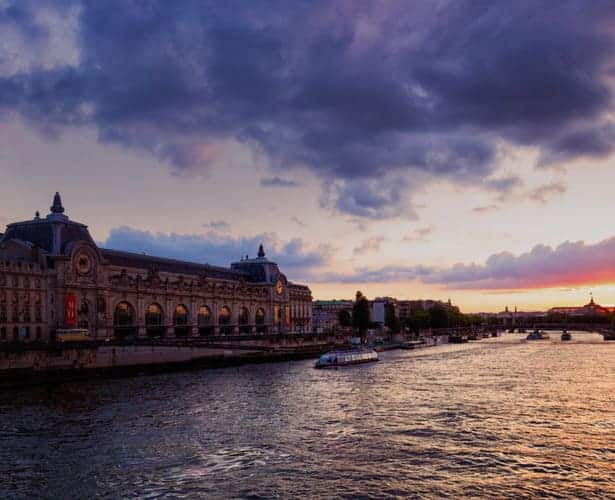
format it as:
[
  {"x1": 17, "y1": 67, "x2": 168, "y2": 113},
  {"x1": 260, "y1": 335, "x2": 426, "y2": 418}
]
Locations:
[{"x1": 1, "y1": 334, "x2": 615, "y2": 498}]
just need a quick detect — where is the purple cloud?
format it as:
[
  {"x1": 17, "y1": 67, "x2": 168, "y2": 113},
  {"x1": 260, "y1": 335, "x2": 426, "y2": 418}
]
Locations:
[
  {"x1": 527, "y1": 182, "x2": 567, "y2": 204},
  {"x1": 1, "y1": 1, "x2": 615, "y2": 218},
  {"x1": 353, "y1": 236, "x2": 386, "y2": 256},
  {"x1": 260, "y1": 177, "x2": 301, "y2": 188},
  {"x1": 316, "y1": 236, "x2": 615, "y2": 290},
  {"x1": 402, "y1": 227, "x2": 433, "y2": 243}
]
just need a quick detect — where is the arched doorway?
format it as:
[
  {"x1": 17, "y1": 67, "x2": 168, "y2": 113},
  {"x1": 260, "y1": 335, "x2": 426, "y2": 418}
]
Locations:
[
  {"x1": 219, "y1": 306, "x2": 231, "y2": 335},
  {"x1": 238, "y1": 307, "x2": 250, "y2": 334},
  {"x1": 255, "y1": 308, "x2": 266, "y2": 334},
  {"x1": 174, "y1": 304, "x2": 190, "y2": 337},
  {"x1": 145, "y1": 303, "x2": 165, "y2": 337},
  {"x1": 198, "y1": 305, "x2": 213, "y2": 336},
  {"x1": 114, "y1": 301, "x2": 136, "y2": 338}
]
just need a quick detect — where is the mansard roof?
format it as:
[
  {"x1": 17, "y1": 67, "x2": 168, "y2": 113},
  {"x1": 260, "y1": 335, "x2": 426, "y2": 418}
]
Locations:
[
  {"x1": 100, "y1": 248, "x2": 250, "y2": 281},
  {"x1": 0, "y1": 193, "x2": 95, "y2": 255},
  {"x1": 0, "y1": 238, "x2": 39, "y2": 263},
  {"x1": 0, "y1": 194, "x2": 308, "y2": 288}
]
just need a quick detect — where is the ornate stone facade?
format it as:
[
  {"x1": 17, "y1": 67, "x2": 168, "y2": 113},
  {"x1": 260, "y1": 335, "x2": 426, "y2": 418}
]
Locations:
[{"x1": 0, "y1": 194, "x2": 312, "y2": 342}]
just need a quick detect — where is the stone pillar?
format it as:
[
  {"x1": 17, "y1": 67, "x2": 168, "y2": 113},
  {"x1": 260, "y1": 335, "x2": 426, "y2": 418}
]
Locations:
[
  {"x1": 106, "y1": 294, "x2": 114, "y2": 339},
  {"x1": 230, "y1": 302, "x2": 238, "y2": 327},
  {"x1": 137, "y1": 296, "x2": 146, "y2": 338},
  {"x1": 165, "y1": 298, "x2": 174, "y2": 338},
  {"x1": 190, "y1": 300, "x2": 198, "y2": 337}
]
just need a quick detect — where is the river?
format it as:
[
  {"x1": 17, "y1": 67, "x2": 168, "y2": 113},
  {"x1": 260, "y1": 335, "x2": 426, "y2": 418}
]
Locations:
[{"x1": 1, "y1": 334, "x2": 614, "y2": 498}]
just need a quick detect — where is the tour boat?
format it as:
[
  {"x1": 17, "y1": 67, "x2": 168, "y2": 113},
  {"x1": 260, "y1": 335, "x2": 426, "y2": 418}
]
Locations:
[
  {"x1": 526, "y1": 329, "x2": 550, "y2": 340},
  {"x1": 561, "y1": 331, "x2": 572, "y2": 341},
  {"x1": 314, "y1": 348, "x2": 378, "y2": 368}
]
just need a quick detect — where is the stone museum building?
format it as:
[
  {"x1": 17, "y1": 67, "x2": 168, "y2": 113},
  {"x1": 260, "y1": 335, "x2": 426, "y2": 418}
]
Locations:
[{"x1": 0, "y1": 193, "x2": 312, "y2": 342}]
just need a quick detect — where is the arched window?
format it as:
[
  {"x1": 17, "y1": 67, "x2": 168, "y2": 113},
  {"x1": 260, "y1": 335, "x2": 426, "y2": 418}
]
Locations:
[
  {"x1": 36, "y1": 326, "x2": 41, "y2": 340},
  {"x1": 219, "y1": 306, "x2": 231, "y2": 335},
  {"x1": 0, "y1": 327, "x2": 6, "y2": 340},
  {"x1": 255, "y1": 308, "x2": 266, "y2": 334},
  {"x1": 238, "y1": 307, "x2": 250, "y2": 334},
  {"x1": 12, "y1": 326, "x2": 18, "y2": 341},
  {"x1": 114, "y1": 301, "x2": 136, "y2": 338},
  {"x1": 174, "y1": 304, "x2": 190, "y2": 337},
  {"x1": 198, "y1": 306, "x2": 213, "y2": 336},
  {"x1": 145, "y1": 303, "x2": 165, "y2": 338}
]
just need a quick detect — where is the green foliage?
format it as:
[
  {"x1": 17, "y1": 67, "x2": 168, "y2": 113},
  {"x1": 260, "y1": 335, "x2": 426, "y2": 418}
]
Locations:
[
  {"x1": 384, "y1": 303, "x2": 401, "y2": 334},
  {"x1": 337, "y1": 309, "x2": 352, "y2": 327},
  {"x1": 429, "y1": 303, "x2": 449, "y2": 328},
  {"x1": 403, "y1": 309, "x2": 430, "y2": 333},
  {"x1": 352, "y1": 291, "x2": 371, "y2": 341},
  {"x1": 465, "y1": 314, "x2": 484, "y2": 326},
  {"x1": 403, "y1": 302, "x2": 483, "y2": 332}
]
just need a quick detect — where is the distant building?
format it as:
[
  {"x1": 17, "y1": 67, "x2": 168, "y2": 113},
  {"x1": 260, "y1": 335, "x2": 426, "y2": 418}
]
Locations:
[
  {"x1": 479, "y1": 306, "x2": 546, "y2": 325},
  {"x1": 0, "y1": 193, "x2": 312, "y2": 342},
  {"x1": 312, "y1": 300, "x2": 353, "y2": 333},
  {"x1": 371, "y1": 296, "x2": 398, "y2": 326},
  {"x1": 548, "y1": 296, "x2": 615, "y2": 317},
  {"x1": 396, "y1": 299, "x2": 450, "y2": 323}
]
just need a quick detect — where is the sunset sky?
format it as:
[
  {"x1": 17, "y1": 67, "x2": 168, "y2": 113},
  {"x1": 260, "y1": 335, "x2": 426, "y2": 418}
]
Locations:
[{"x1": 2, "y1": 0, "x2": 615, "y2": 312}]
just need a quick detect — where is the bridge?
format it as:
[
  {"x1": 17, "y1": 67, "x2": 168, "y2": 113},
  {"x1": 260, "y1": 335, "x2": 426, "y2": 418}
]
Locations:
[{"x1": 505, "y1": 322, "x2": 615, "y2": 340}]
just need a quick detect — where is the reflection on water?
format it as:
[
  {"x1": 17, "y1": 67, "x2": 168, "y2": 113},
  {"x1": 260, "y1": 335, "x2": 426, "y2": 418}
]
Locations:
[{"x1": 1, "y1": 334, "x2": 615, "y2": 498}]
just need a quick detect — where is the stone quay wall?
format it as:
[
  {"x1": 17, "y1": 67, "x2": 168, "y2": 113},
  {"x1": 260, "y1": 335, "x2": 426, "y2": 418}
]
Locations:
[{"x1": 0, "y1": 333, "x2": 348, "y2": 387}]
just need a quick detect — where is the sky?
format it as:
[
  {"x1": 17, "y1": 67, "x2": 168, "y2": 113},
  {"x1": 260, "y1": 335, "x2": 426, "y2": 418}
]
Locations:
[{"x1": 1, "y1": 0, "x2": 615, "y2": 312}]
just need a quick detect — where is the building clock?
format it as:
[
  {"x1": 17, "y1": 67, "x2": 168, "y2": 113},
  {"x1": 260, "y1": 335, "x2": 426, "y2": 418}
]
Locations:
[{"x1": 76, "y1": 253, "x2": 92, "y2": 276}]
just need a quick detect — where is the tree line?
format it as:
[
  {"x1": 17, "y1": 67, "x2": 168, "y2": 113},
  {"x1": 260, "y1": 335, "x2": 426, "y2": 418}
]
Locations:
[{"x1": 337, "y1": 291, "x2": 484, "y2": 339}]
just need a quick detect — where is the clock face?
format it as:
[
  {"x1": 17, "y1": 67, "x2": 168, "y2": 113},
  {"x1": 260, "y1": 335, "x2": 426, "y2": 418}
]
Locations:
[
  {"x1": 276, "y1": 279, "x2": 284, "y2": 295},
  {"x1": 76, "y1": 254, "x2": 92, "y2": 276}
]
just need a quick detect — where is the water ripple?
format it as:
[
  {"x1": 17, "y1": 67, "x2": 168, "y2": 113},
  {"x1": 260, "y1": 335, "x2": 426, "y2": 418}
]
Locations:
[{"x1": 1, "y1": 334, "x2": 614, "y2": 498}]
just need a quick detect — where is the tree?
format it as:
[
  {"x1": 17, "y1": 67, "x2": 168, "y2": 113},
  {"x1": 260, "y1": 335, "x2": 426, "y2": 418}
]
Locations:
[
  {"x1": 385, "y1": 303, "x2": 401, "y2": 334},
  {"x1": 352, "y1": 291, "x2": 371, "y2": 343},
  {"x1": 337, "y1": 309, "x2": 352, "y2": 327},
  {"x1": 404, "y1": 309, "x2": 430, "y2": 335},
  {"x1": 429, "y1": 303, "x2": 449, "y2": 329}
]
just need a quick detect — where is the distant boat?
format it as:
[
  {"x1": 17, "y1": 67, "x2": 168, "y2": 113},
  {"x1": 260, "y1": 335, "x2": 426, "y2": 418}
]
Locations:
[
  {"x1": 561, "y1": 331, "x2": 572, "y2": 341},
  {"x1": 314, "y1": 348, "x2": 378, "y2": 368},
  {"x1": 526, "y1": 329, "x2": 550, "y2": 340},
  {"x1": 399, "y1": 340, "x2": 427, "y2": 350}
]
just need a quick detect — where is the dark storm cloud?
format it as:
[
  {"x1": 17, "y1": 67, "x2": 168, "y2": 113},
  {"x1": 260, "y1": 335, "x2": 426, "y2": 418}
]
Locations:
[
  {"x1": 2, "y1": 0, "x2": 615, "y2": 217},
  {"x1": 102, "y1": 226, "x2": 328, "y2": 280},
  {"x1": 0, "y1": 1, "x2": 46, "y2": 40},
  {"x1": 485, "y1": 176, "x2": 523, "y2": 193}
]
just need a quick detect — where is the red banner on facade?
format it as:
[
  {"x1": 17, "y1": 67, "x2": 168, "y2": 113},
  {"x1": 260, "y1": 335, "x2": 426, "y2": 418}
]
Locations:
[{"x1": 65, "y1": 293, "x2": 77, "y2": 327}]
